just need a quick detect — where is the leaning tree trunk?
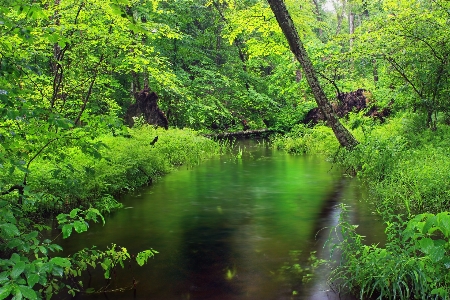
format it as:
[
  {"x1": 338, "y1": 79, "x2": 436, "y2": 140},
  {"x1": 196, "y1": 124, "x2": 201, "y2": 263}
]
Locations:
[{"x1": 267, "y1": 0, "x2": 358, "y2": 150}]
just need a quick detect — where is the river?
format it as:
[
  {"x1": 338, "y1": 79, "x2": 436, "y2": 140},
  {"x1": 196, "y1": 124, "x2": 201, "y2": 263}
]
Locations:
[{"x1": 54, "y1": 139, "x2": 385, "y2": 299}]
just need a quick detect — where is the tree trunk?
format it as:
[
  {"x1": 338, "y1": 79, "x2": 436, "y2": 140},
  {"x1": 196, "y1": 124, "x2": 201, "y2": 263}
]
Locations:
[
  {"x1": 267, "y1": 0, "x2": 358, "y2": 150},
  {"x1": 372, "y1": 58, "x2": 378, "y2": 84},
  {"x1": 335, "y1": 0, "x2": 346, "y2": 35},
  {"x1": 311, "y1": 0, "x2": 323, "y2": 40},
  {"x1": 349, "y1": 9, "x2": 355, "y2": 49}
]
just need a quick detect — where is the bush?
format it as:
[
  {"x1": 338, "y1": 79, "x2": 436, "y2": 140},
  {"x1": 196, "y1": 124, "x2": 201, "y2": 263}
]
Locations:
[
  {"x1": 272, "y1": 123, "x2": 339, "y2": 155},
  {"x1": 23, "y1": 126, "x2": 220, "y2": 215}
]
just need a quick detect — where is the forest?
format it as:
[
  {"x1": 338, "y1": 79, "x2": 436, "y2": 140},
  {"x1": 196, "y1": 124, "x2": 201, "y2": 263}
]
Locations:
[{"x1": 1, "y1": 0, "x2": 450, "y2": 298}]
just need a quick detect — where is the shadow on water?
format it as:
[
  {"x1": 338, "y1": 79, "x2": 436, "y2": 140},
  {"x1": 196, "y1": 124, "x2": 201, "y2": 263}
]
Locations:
[
  {"x1": 174, "y1": 217, "x2": 240, "y2": 299},
  {"x1": 52, "y1": 139, "x2": 385, "y2": 300}
]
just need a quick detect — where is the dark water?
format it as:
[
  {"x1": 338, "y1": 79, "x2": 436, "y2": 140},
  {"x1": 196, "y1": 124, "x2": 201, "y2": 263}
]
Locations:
[{"x1": 54, "y1": 140, "x2": 385, "y2": 299}]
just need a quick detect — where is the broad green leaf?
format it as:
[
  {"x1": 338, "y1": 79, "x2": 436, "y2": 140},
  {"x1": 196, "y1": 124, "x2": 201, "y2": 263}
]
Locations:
[
  {"x1": 51, "y1": 265, "x2": 63, "y2": 277},
  {"x1": 73, "y1": 220, "x2": 88, "y2": 233},
  {"x1": 11, "y1": 261, "x2": 26, "y2": 279},
  {"x1": 437, "y1": 212, "x2": 450, "y2": 237},
  {"x1": 418, "y1": 238, "x2": 434, "y2": 254},
  {"x1": 0, "y1": 283, "x2": 13, "y2": 300},
  {"x1": 13, "y1": 286, "x2": 23, "y2": 300},
  {"x1": 0, "y1": 223, "x2": 20, "y2": 237},
  {"x1": 50, "y1": 257, "x2": 71, "y2": 268},
  {"x1": 0, "y1": 272, "x2": 8, "y2": 284},
  {"x1": 26, "y1": 274, "x2": 39, "y2": 288},
  {"x1": 18, "y1": 285, "x2": 36, "y2": 300},
  {"x1": 429, "y1": 245, "x2": 445, "y2": 263},
  {"x1": 422, "y1": 215, "x2": 436, "y2": 234},
  {"x1": 62, "y1": 224, "x2": 73, "y2": 239},
  {"x1": 69, "y1": 208, "x2": 80, "y2": 218},
  {"x1": 431, "y1": 288, "x2": 446, "y2": 296},
  {"x1": 10, "y1": 253, "x2": 20, "y2": 263}
]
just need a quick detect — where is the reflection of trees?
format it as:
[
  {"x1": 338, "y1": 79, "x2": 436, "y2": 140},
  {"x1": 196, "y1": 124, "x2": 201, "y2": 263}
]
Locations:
[{"x1": 176, "y1": 215, "x2": 240, "y2": 299}]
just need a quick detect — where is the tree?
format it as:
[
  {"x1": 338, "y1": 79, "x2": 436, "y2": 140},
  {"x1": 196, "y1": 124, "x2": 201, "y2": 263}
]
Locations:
[{"x1": 267, "y1": 0, "x2": 358, "y2": 149}]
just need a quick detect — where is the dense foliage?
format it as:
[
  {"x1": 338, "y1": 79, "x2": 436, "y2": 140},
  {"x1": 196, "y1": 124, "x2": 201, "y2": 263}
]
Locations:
[{"x1": 1, "y1": 0, "x2": 450, "y2": 298}]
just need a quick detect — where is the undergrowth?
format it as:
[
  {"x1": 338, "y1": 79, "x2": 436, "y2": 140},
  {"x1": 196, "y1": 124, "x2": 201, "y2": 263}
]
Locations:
[
  {"x1": 330, "y1": 205, "x2": 450, "y2": 299},
  {"x1": 275, "y1": 112, "x2": 450, "y2": 298},
  {"x1": 274, "y1": 113, "x2": 450, "y2": 214},
  {"x1": 3, "y1": 126, "x2": 221, "y2": 216}
]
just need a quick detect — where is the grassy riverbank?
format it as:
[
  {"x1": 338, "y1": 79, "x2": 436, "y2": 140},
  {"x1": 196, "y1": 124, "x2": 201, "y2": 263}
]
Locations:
[
  {"x1": 15, "y1": 126, "x2": 222, "y2": 216},
  {"x1": 273, "y1": 113, "x2": 450, "y2": 298},
  {"x1": 0, "y1": 126, "x2": 222, "y2": 299}
]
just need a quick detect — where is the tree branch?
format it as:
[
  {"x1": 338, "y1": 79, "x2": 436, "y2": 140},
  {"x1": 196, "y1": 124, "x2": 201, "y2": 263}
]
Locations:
[
  {"x1": 74, "y1": 54, "x2": 105, "y2": 125},
  {"x1": 0, "y1": 185, "x2": 23, "y2": 196},
  {"x1": 384, "y1": 54, "x2": 423, "y2": 99}
]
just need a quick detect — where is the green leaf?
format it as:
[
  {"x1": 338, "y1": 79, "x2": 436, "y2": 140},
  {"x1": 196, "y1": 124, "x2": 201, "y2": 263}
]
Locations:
[
  {"x1": 51, "y1": 265, "x2": 63, "y2": 277},
  {"x1": 418, "y1": 238, "x2": 434, "y2": 254},
  {"x1": 73, "y1": 220, "x2": 88, "y2": 233},
  {"x1": 0, "y1": 283, "x2": 13, "y2": 300},
  {"x1": 136, "y1": 249, "x2": 157, "y2": 266},
  {"x1": 0, "y1": 272, "x2": 8, "y2": 284},
  {"x1": 56, "y1": 213, "x2": 67, "y2": 223},
  {"x1": 13, "y1": 286, "x2": 22, "y2": 300},
  {"x1": 50, "y1": 257, "x2": 71, "y2": 268},
  {"x1": 437, "y1": 212, "x2": 450, "y2": 238},
  {"x1": 431, "y1": 287, "x2": 447, "y2": 296},
  {"x1": 26, "y1": 274, "x2": 39, "y2": 288},
  {"x1": 422, "y1": 215, "x2": 436, "y2": 234},
  {"x1": 69, "y1": 208, "x2": 80, "y2": 218},
  {"x1": 10, "y1": 261, "x2": 26, "y2": 279},
  {"x1": 10, "y1": 253, "x2": 20, "y2": 263},
  {"x1": 429, "y1": 246, "x2": 445, "y2": 263},
  {"x1": 18, "y1": 285, "x2": 37, "y2": 300},
  {"x1": 7, "y1": 238, "x2": 24, "y2": 250},
  {"x1": 109, "y1": 3, "x2": 123, "y2": 16},
  {"x1": 0, "y1": 223, "x2": 20, "y2": 237},
  {"x1": 62, "y1": 224, "x2": 73, "y2": 239},
  {"x1": 86, "y1": 208, "x2": 105, "y2": 224},
  {"x1": 38, "y1": 246, "x2": 48, "y2": 255}
]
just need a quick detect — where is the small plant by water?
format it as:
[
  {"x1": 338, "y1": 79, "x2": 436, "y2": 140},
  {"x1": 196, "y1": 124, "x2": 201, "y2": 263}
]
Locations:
[
  {"x1": 274, "y1": 250, "x2": 326, "y2": 296},
  {"x1": 329, "y1": 204, "x2": 450, "y2": 299}
]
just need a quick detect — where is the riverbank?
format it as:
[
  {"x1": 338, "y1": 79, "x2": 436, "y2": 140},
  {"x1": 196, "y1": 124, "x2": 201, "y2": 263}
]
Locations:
[
  {"x1": 272, "y1": 113, "x2": 450, "y2": 298},
  {"x1": 20, "y1": 126, "x2": 223, "y2": 216}
]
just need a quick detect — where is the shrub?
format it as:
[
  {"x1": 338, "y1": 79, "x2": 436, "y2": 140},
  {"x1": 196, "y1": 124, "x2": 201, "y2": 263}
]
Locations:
[
  {"x1": 330, "y1": 205, "x2": 450, "y2": 299},
  {"x1": 23, "y1": 126, "x2": 220, "y2": 215}
]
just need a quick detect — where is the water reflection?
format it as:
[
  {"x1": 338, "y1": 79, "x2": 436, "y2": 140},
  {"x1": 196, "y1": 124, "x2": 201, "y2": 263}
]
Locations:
[{"x1": 53, "y1": 139, "x2": 384, "y2": 299}]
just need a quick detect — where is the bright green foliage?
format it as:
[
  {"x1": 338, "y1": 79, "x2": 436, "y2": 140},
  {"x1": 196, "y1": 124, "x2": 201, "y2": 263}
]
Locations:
[
  {"x1": 136, "y1": 249, "x2": 159, "y2": 266},
  {"x1": 1, "y1": 0, "x2": 450, "y2": 298},
  {"x1": 272, "y1": 123, "x2": 339, "y2": 155},
  {"x1": 330, "y1": 205, "x2": 450, "y2": 299},
  {"x1": 7, "y1": 126, "x2": 220, "y2": 215},
  {"x1": 56, "y1": 208, "x2": 105, "y2": 239},
  {"x1": 351, "y1": 0, "x2": 450, "y2": 129},
  {"x1": 0, "y1": 204, "x2": 157, "y2": 299},
  {"x1": 337, "y1": 115, "x2": 450, "y2": 215},
  {"x1": 68, "y1": 243, "x2": 157, "y2": 284}
]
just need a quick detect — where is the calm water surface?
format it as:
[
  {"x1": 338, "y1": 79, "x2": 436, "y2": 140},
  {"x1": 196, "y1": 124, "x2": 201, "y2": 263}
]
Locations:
[{"x1": 54, "y1": 140, "x2": 385, "y2": 299}]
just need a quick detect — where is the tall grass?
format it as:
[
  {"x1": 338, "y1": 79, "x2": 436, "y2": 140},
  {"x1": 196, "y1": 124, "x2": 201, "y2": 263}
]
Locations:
[
  {"x1": 275, "y1": 113, "x2": 450, "y2": 298},
  {"x1": 330, "y1": 205, "x2": 450, "y2": 299},
  {"x1": 21, "y1": 126, "x2": 221, "y2": 215},
  {"x1": 271, "y1": 123, "x2": 339, "y2": 155}
]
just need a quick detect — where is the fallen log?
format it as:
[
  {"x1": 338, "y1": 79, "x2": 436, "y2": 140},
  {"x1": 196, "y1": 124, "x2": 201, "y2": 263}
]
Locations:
[{"x1": 203, "y1": 128, "x2": 274, "y2": 139}]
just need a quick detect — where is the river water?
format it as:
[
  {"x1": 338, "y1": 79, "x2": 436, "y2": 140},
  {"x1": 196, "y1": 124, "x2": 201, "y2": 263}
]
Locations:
[{"x1": 54, "y1": 139, "x2": 385, "y2": 299}]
